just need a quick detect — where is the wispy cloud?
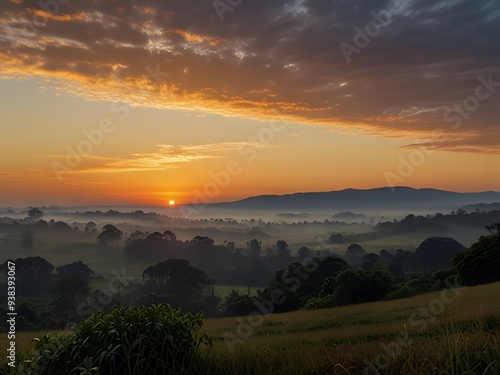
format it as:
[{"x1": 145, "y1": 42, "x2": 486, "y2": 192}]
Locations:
[
  {"x1": 36, "y1": 142, "x2": 270, "y2": 174},
  {"x1": 1, "y1": 0, "x2": 500, "y2": 153}
]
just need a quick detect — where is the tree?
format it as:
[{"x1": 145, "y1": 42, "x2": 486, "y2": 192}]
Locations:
[
  {"x1": 408, "y1": 237, "x2": 466, "y2": 272},
  {"x1": 84, "y1": 221, "x2": 97, "y2": 233},
  {"x1": 259, "y1": 256, "x2": 349, "y2": 312},
  {"x1": 298, "y1": 246, "x2": 313, "y2": 259},
  {"x1": 275, "y1": 240, "x2": 290, "y2": 258},
  {"x1": 6, "y1": 257, "x2": 54, "y2": 291},
  {"x1": 486, "y1": 223, "x2": 500, "y2": 237},
  {"x1": 142, "y1": 259, "x2": 212, "y2": 300},
  {"x1": 97, "y1": 224, "x2": 123, "y2": 247},
  {"x1": 328, "y1": 233, "x2": 344, "y2": 244},
  {"x1": 314, "y1": 268, "x2": 396, "y2": 307},
  {"x1": 247, "y1": 239, "x2": 262, "y2": 256},
  {"x1": 452, "y1": 226, "x2": 500, "y2": 285},
  {"x1": 28, "y1": 207, "x2": 43, "y2": 219},
  {"x1": 388, "y1": 262, "x2": 404, "y2": 282},
  {"x1": 344, "y1": 243, "x2": 367, "y2": 268},
  {"x1": 162, "y1": 230, "x2": 177, "y2": 241},
  {"x1": 55, "y1": 276, "x2": 90, "y2": 309},
  {"x1": 365, "y1": 253, "x2": 379, "y2": 263},
  {"x1": 55, "y1": 261, "x2": 95, "y2": 308},
  {"x1": 224, "y1": 290, "x2": 255, "y2": 316},
  {"x1": 57, "y1": 260, "x2": 95, "y2": 280},
  {"x1": 346, "y1": 244, "x2": 367, "y2": 257},
  {"x1": 126, "y1": 230, "x2": 146, "y2": 245}
]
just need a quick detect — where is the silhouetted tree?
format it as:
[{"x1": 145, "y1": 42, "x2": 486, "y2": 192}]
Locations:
[
  {"x1": 55, "y1": 276, "x2": 90, "y2": 309},
  {"x1": 142, "y1": 259, "x2": 211, "y2": 300},
  {"x1": 486, "y1": 223, "x2": 500, "y2": 237},
  {"x1": 162, "y1": 230, "x2": 177, "y2": 241},
  {"x1": 224, "y1": 290, "x2": 255, "y2": 316},
  {"x1": 57, "y1": 260, "x2": 96, "y2": 280},
  {"x1": 97, "y1": 224, "x2": 123, "y2": 247},
  {"x1": 126, "y1": 230, "x2": 146, "y2": 245},
  {"x1": 28, "y1": 207, "x2": 43, "y2": 219},
  {"x1": 313, "y1": 268, "x2": 395, "y2": 307},
  {"x1": 226, "y1": 241, "x2": 235, "y2": 253},
  {"x1": 365, "y1": 253, "x2": 379, "y2": 263},
  {"x1": 55, "y1": 261, "x2": 95, "y2": 308},
  {"x1": 85, "y1": 221, "x2": 97, "y2": 233},
  {"x1": 408, "y1": 237, "x2": 466, "y2": 272},
  {"x1": 247, "y1": 239, "x2": 262, "y2": 256},
  {"x1": 276, "y1": 240, "x2": 290, "y2": 258},
  {"x1": 6, "y1": 257, "x2": 54, "y2": 291},
  {"x1": 452, "y1": 226, "x2": 500, "y2": 285},
  {"x1": 328, "y1": 233, "x2": 344, "y2": 244},
  {"x1": 298, "y1": 246, "x2": 313, "y2": 259}
]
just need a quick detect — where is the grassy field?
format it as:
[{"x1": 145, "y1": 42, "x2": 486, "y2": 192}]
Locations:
[
  {"x1": 201, "y1": 282, "x2": 500, "y2": 374},
  {"x1": 2, "y1": 282, "x2": 499, "y2": 374},
  {"x1": 213, "y1": 285, "x2": 261, "y2": 299}
]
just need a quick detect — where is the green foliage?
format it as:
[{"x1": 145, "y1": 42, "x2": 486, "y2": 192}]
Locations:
[
  {"x1": 303, "y1": 294, "x2": 336, "y2": 310},
  {"x1": 306, "y1": 268, "x2": 396, "y2": 309},
  {"x1": 452, "y1": 231, "x2": 500, "y2": 285},
  {"x1": 384, "y1": 276, "x2": 435, "y2": 301},
  {"x1": 142, "y1": 259, "x2": 212, "y2": 301},
  {"x1": 25, "y1": 304, "x2": 212, "y2": 375},
  {"x1": 256, "y1": 257, "x2": 349, "y2": 312},
  {"x1": 224, "y1": 290, "x2": 255, "y2": 317},
  {"x1": 257, "y1": 280, "x2": 301, "y2": 313}
]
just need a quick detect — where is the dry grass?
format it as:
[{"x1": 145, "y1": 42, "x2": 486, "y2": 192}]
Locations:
[{"x1": 201, "y1": 282, "x2": 500, "y2": 374}]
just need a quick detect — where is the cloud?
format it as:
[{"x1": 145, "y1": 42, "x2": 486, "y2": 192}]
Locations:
[
  {"x1": 1, "y1": 0, "x2": 500, "y2": 153},
  {"x1": 36, "y1": 142, "x2": 270, "y2": 174}
]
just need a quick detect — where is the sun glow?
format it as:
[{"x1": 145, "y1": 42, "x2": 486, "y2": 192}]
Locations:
[{"x1": 168, "y1": 200, "x2": 175, "y2": 206}]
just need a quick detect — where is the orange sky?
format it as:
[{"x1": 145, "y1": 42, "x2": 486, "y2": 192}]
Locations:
[{"x1": 0, "y1": 1, "x2": 499, "y2": 207}]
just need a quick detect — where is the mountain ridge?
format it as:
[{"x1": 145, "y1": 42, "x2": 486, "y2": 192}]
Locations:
[{"x1": 188, "y1": 186, "x2": 500, "y2": 211}]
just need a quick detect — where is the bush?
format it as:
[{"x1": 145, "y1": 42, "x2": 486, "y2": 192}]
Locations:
[
  {"x1": 26, "y1": 304, "x2": 212, "y2": 375},
  {"x1": 304, "y1": 294, "x2": 336, "y2": 310}
]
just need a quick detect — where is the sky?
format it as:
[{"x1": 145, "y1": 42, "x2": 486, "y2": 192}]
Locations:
[{"x1": 0, "y1": 0, "x2": 499, "y2": 207}]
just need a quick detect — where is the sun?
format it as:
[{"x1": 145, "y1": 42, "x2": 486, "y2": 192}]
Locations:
[{"x1": 168, "y1": 200, "x2": 175, "y2": 206}]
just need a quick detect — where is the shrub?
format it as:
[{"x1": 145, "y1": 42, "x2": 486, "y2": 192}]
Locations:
[{"x1": 26, "y1": 304, "x2": 212, "y2": 375}]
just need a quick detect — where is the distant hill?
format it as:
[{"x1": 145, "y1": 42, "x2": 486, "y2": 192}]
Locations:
[
  {"x1": 332, "y1": 212, "x2": 367, "y2": 220},
  {"x1": 276, "y1": 212, "x2": 311, "y2": 219},
  {"x1": 194, "y1": 187, "x2": 500, "y2": 211},
  {"x1": 460, "y1": 202, "x2": 500, "y2": 213}
]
